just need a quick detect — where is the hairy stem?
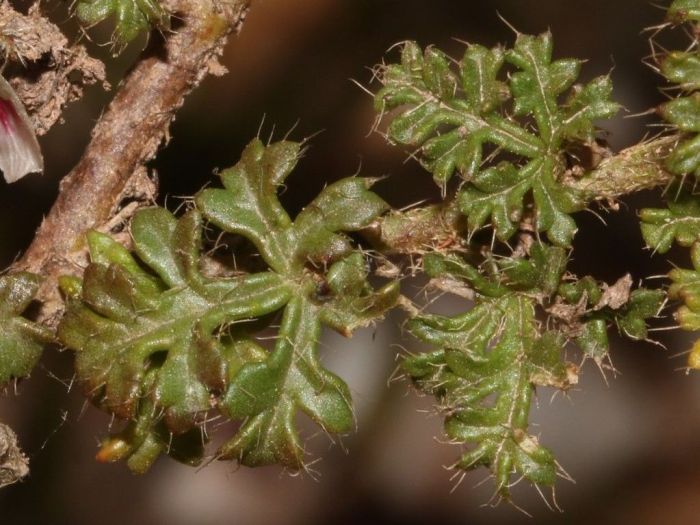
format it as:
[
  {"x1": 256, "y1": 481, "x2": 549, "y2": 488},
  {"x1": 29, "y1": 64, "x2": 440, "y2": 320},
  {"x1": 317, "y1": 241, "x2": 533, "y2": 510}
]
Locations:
[
  {"x1": 565, "y1": 135, "x2": 678, "y2": 201},
  {"x1": 369, "y1": 136, "x2": 678, "y2": 254},
  {"x1": 364, "y1": 202, "x2": 464, "y2": 254},
  {"x1": 13, "y1": 0, "x2": 250, "y2": 322}
]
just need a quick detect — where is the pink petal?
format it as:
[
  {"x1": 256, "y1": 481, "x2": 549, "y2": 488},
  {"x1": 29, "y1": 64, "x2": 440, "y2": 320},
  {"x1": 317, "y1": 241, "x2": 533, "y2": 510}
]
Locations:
[{"x1": 0, "y1": 76, "x2": 43, "y2": 184}]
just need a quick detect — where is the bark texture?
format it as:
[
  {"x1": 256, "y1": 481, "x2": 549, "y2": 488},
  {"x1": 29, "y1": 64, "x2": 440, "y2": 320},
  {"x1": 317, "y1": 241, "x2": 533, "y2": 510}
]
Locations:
[{"x1": 13, "y1": 0, "x2": 250, "y2": 322}]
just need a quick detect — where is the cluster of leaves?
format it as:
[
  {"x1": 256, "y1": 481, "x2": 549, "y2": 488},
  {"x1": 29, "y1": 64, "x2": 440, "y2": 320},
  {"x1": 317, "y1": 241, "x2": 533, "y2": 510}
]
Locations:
[
  {"x1": 56, "y1": 139, "x2": 399, "y2": 472},
  {"x1": 371, "y1": 28, "x2": 665, "y2": 500},
  {"x1": 641, "y1": 0, "x2": 700, "y2": 368},
  {"x1": 402, "y1": 245, "x2": 663, "y2": 499},
  {"x1": 0, "y1": 7, "x2": 678, "y2": 511},
  {"x1": 75, "y1": 0, "x2": 168, "y2": 48},
  {"x1": 375, "y1": 33, "x2": 619, "y2": 246}
]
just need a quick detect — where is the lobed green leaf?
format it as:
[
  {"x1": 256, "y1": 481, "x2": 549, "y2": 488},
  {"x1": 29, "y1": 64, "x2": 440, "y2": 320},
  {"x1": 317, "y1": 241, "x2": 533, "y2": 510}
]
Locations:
[
  {"x1": 404, "y1": 243, "x2": 663, "y2": 496},
  {"x1": 375, "y1": 35, "x2": 618, "y2": 246},
  {"x1": 406, "y1": 295, "x2": 569, "y2": 497},
  {"x1": 61, "y1": 139, "x2": 399, "y2": 472}
]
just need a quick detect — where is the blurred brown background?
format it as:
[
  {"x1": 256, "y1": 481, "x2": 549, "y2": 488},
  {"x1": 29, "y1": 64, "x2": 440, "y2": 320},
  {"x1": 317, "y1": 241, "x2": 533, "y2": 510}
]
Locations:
[{"x1": 2, "y1": 0, "x2": 700, "y2": 523}]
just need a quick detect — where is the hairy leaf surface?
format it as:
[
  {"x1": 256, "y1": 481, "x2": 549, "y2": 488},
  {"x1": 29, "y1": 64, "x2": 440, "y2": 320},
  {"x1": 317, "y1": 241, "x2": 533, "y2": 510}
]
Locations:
[
  {"x1": 60, "y1": 139, "x2": 399, "y2": 472},
  {"x1": 197, "y1": 139, "x2": 399, "y2": 467},
  {"x1": 375, "y1": 34, "x2": 619, "y2": 245},
  {"x1": 404, "y1": 245, "x2": 661, "y2": 497},
  {"x1": 407, "y1": 294, "x2": 567, "y2": 497}
]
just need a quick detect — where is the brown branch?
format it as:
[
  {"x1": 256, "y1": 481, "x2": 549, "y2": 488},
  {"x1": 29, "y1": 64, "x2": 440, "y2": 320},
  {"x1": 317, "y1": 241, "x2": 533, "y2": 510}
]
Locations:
[{"x1": 13, "y1": 0, "x2": 250, "y2": 322}]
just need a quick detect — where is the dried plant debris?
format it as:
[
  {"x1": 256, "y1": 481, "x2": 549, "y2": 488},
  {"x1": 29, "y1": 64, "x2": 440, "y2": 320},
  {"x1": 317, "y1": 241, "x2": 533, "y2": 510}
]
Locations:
[
  {"x1": 0, "y1": 423, "x2": 29, "y2": 488},
  {"x1": 0, "y1": 2, "x2": 106, "y2": 135}
]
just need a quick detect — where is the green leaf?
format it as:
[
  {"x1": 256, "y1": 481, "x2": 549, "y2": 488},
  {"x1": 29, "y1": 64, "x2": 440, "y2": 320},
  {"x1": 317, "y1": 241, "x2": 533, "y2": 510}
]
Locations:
[
  {"x1": 661, "y1": 94, "x2": 700, "y2": 133},
  {"x1": 404, "y1": 244, "x2": 664, "y2": 496},
  {"x1": 662, "y1": 52, "x2": 700, "y2": 90},
  {"x1": 558, "y1": 275, "x2": 603, "y2": 306},
  {"x1": 661, "y1": 95, "x2": 700, "y2": 178},
  {"x1": 60, "y1": 140, "x2": 399, "y2": 473},
  {"x1": 655, "y1": 1, "x2": 700, "y2": 355},
  {"x1": 0, "y1": 273, "x2": 53, "y2": 386},
  {"x1": 423, "y1": 243, "x2": 567, "y2": 298},
  {"x1": 197, "y1": 140, "x2": 390, "y2": 270},
  {"x1": 321, "y1": 252, "x2": 400, "y2": 335},
  {"x1": 60, "y1": 209, "x2": 292, "y2": 436},
  {"x1": 670, "y1": 136, "x2": 700, "y2": 180},
  {"x1": 561, "y1": 76, "x2": 620, "y2": 142},
  {"x1": 459, "y1": 157, "x2": 583, "y2": 246},
  {"x1": 218, "y1": 296, "x2": 352, "y2": 466},
  {"x1": 94, "y1": 369, "x2": 205, "y2": 473},
  {"x1": 576, "y1": 319, "x2": 609, "y2": 363},
  {"x1": 422, "y1": 252, "x2": 508, "y2": 298},
  {"x1": 507, "y1": 32, "x2": 581, "y2": 145},
  {"x1": 670, "y1": 243, "x2": 700, "y2": 331},
  {"x1": 406, "y1": 295, "x2": 570, "y2": 497},
  {"x1": 197, "y1": 139, "x2": 399, "y2": 467},
  {"x1": 218, "y1": 273, "x2": 398, "y2": 468},
  {"x1": 61, "y1": 140, "x2": 399, "y2": 472},
  {"x1": 375, "y1": 41, "x2": 542, "y2": 189},
  {"x1": 376, "y1": 35, "x2": 617, "y2": 245},
  {"x1": 640, "y1": 191, "x2": 700, "y2": 253},
  {"x1": 406, "y1": 246, "x2": 576, "y2": 497},
  {"x1": 615, "y1": 289, "x2": 664, "y2": 340},
  {"x1": 658, "y1": 29, "x2": 700, "y2": 180},
  {"x1": 75, "y1": 0, "x2": 168, "y2": 47}
]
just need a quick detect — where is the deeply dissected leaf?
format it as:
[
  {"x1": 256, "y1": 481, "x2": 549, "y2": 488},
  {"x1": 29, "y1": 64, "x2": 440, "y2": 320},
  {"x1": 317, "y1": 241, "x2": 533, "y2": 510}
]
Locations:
[
  {"x1": 405, "y1": 245, "x2": 662, "y2": 497},
  {"x1": 650, "y1": 2, "x2": 700, "y2": 367},
  {"x1": 197, "y1": 139, "x2": 399, "y2": 467},
  {"x1": 407, "y1": 295, "x2": 568, "y2": 497},
  {"x1": 375, "y1": 42, "x2": 539, "y2": 188},
  {"x1": 94, "y1": 369, "x2": 205, "y2": 474},
  {"x1": 506, "y1": 32, "x2": 580, "y2": 145},
  {"x1": 459, "y1": 156, "x2": 582, "y2": 245},
  {"x1": 0, "y1": 273, "x2": 52, "y2": 386},
  {"x1": 658, "y1": 5, "x2": 700, "y2": 179},
  {"x1": 375, "y1": 34, "x2": 619, "y2": 246},
  {"x1": 423, "y1": 242, "x2": 568, "y2": 297},
  {"x1": 60, "y1": 139, "x2": 399, "y2": 472},
  {"x1": 59, "y1": 208, "x2": 292, "y2": 469}
]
